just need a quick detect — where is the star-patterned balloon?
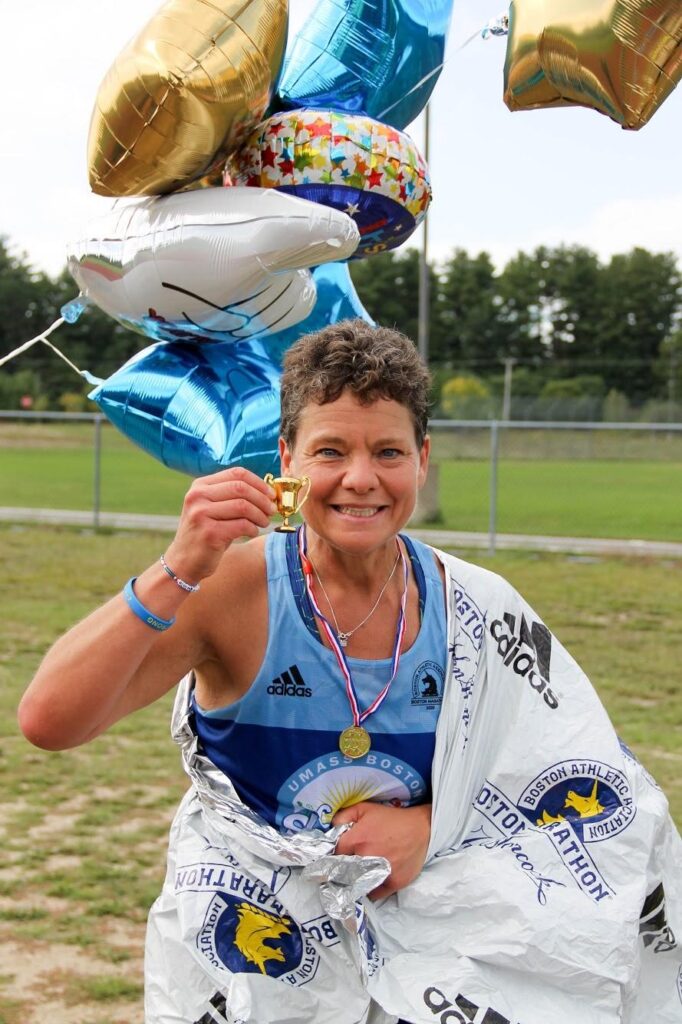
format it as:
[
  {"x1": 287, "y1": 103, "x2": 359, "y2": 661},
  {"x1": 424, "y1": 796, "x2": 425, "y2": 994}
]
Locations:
[
  {"x1": 229, "y1": 109, "x2": 431, "y2": 257},
  {"x1": 504, "y1": 0, "x2": 682, "y2": 129}
]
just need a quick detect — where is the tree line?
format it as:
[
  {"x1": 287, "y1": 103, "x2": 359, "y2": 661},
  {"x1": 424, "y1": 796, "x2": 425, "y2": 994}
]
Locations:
[
  {"x1": 1, "y1": 235, "x2": 681, "y2": 418},
  {"x1": 350, "y1": 245, "x2": 682, "y2": 419}
]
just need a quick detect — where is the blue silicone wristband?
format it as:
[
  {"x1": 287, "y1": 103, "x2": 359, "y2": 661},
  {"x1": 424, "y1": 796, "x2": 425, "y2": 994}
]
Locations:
[{"x1": 123, "y1": 577, "x2": 175, "y2": 632}]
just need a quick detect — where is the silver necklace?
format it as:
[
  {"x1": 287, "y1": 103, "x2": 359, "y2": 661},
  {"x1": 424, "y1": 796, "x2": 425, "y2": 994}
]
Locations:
[{"x1": 308, "y1": 548, "x2": 402, "y2": 647}]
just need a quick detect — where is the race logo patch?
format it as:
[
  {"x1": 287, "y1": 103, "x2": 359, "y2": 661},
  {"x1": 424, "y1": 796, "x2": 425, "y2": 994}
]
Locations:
[
  {"x1": 203, "y1": 897, "x2": 297, "y2": 976},
  {"x1": 518, "y1": 759, "x2": 635, "y2": 843},
  {"x1": 473, "y1": 777, "x2": 616, "y2": 903},
  {"x1": 411, "y1": 660, "x2": 445, "y2": 707},
  {"x1": 276, "y1": 750, "x2": 427, "y2": 832},
  {"x1": 176, "y1": 863, "x2": 321, "y2": 986}
]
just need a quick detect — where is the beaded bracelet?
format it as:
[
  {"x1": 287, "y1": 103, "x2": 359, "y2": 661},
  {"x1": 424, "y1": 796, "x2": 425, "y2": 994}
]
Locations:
[
  {"x1": 123, "y1": 577, "x2": 175, "y2": 632},
  {"x1": 159, "y1": 554, "x2": 201, "y2": 593}
]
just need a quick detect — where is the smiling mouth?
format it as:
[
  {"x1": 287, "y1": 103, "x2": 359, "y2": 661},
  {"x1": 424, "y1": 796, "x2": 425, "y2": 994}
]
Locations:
[{"x1": 333, "y1": 506, "x2": 383, "y2": 517}]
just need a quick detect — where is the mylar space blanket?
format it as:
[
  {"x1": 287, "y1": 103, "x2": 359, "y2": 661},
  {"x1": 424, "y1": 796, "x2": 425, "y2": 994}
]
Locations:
[{"x1": 146, "y1": 548, "x2": 682, "y2": 1024}]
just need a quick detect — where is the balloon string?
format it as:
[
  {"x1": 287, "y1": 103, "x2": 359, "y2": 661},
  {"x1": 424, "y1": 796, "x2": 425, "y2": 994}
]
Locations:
[
  {"x1": 42, "y1": 337, "x2": 94, "y2": 380},
  {"x1": 376, "y1": 10, "x2": 509, "y2": 125},
  {"x1": 0, "y1": 318, "x2": 97, "y2": 383},
  {"x1": 376, "y1": 63, "x2": 445, "y2": 123},
  {"x1": 0, "y1": 317, "x2": 66, "y2": 369},
  {"x1": 456, "y1": 12, "x2": 509, "y2": 52}
]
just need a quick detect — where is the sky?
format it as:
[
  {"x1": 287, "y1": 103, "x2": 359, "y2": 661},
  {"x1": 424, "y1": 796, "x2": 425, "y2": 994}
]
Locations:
[{"x1": 2, "y1": 0, "x2": 681, "y2": 280}]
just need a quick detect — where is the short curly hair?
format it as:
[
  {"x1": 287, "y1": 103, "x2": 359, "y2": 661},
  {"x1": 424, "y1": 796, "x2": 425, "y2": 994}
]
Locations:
[{"x1": 280, "y1": 319, "x2": 430, "y2": 447}]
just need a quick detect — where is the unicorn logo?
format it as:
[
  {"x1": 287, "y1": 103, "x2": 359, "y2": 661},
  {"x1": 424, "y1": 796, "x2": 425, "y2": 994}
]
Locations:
[
  {"x1": 519, "y1": 759, "x2": 634, "y2": 844},
  {"x1": 234, "y1": 903, "x2": 292, "y2": 974},
  {"x1": 536, "y1": 780, "x2": 605, "y2": 826}
]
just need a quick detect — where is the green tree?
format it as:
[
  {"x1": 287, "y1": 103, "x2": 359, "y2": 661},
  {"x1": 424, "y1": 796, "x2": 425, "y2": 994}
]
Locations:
[
  {"x1": 439, "y1": 374, "x2": 492, "y2": 418},
  {"x1": 436, "y1": 249, "x2": 501, "y2": 370},
  {"x1": 495, "y1": 247, "x2": 555, "y2": 367},
  {"x1": 596, "y1": 248, "x2": 681, "y2": 402},
  {"x1": 349, "y1": 249, "x2": 443, "y2": 356},
  {"x1": 540, "y1": 246, "x2": 603, "y2": 374}
]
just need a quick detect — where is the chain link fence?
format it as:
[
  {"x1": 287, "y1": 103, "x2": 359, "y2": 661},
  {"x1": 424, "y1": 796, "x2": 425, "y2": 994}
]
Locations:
[{"x1": 1, "y1": 412, "x2": 681, "y2": 552}]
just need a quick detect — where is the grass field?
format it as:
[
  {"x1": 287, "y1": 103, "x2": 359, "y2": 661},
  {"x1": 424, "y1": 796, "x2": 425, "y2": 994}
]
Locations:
[
  {"x1": 0, "y1": 523, "x2": 680, "y2": 1022},
  {"x1": 1, "y1": 422, "x2": 681, "y2": 541}
]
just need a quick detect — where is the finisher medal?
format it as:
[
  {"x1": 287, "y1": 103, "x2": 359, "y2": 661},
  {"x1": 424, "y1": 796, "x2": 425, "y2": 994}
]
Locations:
[
  {"x1": 339, "y1": 725, "x2": 372, "y2": 759},
  {"x1": 298, "y1": 526, "x2": 408, "y2": 765}
]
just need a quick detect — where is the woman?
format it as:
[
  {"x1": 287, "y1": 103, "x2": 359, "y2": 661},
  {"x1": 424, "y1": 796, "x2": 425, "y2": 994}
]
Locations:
[{"x1": 18, "y1": 321, "x2": 682, "y2": 1024}]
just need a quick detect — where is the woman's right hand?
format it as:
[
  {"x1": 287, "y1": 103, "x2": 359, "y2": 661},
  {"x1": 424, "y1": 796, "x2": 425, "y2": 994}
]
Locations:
[{"x1": 164, "y1": 467, "x2": 277, "y2": 584}]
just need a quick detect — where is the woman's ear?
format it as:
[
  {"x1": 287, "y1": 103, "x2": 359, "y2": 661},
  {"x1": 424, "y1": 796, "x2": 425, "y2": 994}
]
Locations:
[
  {"x1": 417, "y1": 435, "x2": 430, "y2": 488},
  {"x1": 279, "y1": 436, "x2": 292, "y2": 476}
]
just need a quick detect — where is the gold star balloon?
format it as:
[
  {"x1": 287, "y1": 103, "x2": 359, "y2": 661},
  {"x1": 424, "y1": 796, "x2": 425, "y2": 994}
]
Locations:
[
  {"x1": 503, "y1": 0, "x2": 682, "y2": 129},
  {"x1": 88, "y1": 0, "x2": 288, "y2": 196}
]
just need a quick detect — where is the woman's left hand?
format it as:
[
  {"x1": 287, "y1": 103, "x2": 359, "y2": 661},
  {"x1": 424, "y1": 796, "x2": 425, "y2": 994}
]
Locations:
[{"x1": 332, "y1": 801, "x2": 432, "y2": 900}]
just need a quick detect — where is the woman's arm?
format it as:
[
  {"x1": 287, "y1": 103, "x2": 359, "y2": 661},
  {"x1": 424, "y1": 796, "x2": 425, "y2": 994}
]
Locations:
[{"x1": 18, "y1": 467, "x2": 276, "y2": 750}]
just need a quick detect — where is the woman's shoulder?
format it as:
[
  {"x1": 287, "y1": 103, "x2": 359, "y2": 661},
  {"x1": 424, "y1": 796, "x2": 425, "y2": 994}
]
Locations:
[
  {"x1": 421, "y1": 543, "x2": 519, "y2": 605},
  {"x1": 198, "y1": 534, "x2": 269, "y2": 609}
]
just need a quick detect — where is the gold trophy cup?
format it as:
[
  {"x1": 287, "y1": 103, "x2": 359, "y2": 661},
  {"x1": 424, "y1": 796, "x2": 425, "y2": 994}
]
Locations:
[{"x1": 264, "y1": 474, "x2": 311, "y2": 532}]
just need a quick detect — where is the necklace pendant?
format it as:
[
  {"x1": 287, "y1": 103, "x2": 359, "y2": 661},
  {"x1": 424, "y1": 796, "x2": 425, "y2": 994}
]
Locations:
[
  {"x1": 337, "y1": 633, "x2": 350, "y2": 648},
  {"x1": 339, "y1": 725, "x2": 371, "y2": 759}
]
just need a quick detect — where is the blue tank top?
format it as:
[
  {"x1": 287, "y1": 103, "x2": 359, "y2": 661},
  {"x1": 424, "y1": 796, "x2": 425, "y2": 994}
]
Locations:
[{"x1": 192, "y1": 530, "x2": 447, "y2": 834}]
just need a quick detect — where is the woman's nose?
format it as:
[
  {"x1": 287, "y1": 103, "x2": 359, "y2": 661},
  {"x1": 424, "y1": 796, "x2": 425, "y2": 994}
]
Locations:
[{"x1": 342, "y1": 455, "x2": 378, "y2": 491}]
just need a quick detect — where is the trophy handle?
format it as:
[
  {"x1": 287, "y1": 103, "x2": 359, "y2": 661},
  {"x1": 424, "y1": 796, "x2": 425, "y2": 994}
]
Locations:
[
  {"x1": 264, "y1": 473, "x2": 274, "y2": 487},
  {"x1": 297, "y1": 476, "x2": 311, "y2": 513}
]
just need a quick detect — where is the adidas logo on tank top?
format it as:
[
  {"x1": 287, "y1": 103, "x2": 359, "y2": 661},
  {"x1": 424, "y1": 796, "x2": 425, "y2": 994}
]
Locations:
[{"x1": 267, "y1": 664, "x2": 312, "y2": 698}]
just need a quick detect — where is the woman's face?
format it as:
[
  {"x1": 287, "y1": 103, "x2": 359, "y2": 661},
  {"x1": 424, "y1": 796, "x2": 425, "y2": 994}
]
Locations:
[{"x1": 279, "y1": 391, "x2": 429, "y2": 553}]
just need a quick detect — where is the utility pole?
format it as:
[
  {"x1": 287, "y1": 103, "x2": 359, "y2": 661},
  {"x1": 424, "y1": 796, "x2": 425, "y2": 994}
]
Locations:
[
  {"x1": 417, "y1": 104, "x2": 430, "y2": 365},
  {"x1": 668, "y1": 345, "x2": 678, "y2": 423},
  {"x1": 501, "y1": 357, "x2": 516, "y2": 421}
]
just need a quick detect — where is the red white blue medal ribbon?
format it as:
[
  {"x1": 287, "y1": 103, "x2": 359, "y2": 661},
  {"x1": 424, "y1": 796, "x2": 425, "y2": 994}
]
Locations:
[{"x1": 298, "y1": 525, "x2": 408, "y2": 730}]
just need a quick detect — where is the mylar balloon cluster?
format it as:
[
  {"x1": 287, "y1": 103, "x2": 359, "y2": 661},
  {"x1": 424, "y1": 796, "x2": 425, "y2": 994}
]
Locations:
[
  {"x1": 503, "y1": 0, "x2": 682, "y2": 129},
  {"x1": 71, "y1": 0, "x2": 448, "y2": 478}
]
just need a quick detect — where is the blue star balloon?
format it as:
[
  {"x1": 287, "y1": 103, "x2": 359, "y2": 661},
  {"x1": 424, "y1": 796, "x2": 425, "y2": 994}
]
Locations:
[
  {"x1": 273, "y1": 0, "x2": 455, "y2": 130},
  {"x1": 261, "y1": 261, "x2": 375, "y2": 367},
  {"x1": 89, "y1": 339, "x2": 281, "y2": 478}
]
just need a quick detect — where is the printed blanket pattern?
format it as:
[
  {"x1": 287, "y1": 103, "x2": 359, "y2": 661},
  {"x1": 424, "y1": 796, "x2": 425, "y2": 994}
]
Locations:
[{"x1": 145, "y1": 549, "x2": 682, "y2": 1024}]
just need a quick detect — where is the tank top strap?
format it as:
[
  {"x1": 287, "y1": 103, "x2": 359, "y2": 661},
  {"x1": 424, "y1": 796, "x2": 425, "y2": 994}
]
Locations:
[
  {"x1": 284, "y1": 528, "x2": 319, "y2": 638},
  {"x1": 276, "y1": 528, "x2": 433, "y2": 639}
]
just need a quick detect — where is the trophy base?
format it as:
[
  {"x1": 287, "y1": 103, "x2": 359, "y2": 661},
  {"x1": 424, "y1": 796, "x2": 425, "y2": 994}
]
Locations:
[{"x1": 274, "y1": 525, "x2": 296, "y2": 533}]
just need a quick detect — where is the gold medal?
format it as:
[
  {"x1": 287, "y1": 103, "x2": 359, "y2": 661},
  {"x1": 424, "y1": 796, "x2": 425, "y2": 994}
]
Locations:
[{"x1": 339, "y1": 725, "x2": 371, "y2": 759}]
